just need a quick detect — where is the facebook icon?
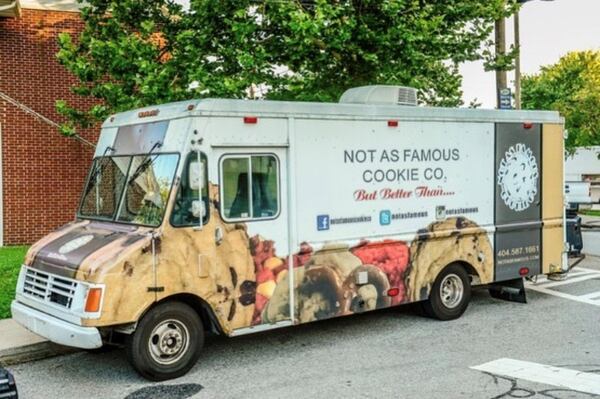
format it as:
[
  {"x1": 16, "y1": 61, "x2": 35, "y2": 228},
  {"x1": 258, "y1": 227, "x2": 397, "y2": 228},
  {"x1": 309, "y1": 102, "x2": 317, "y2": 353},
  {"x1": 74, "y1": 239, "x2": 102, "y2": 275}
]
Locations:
[{"x1": 317, "y1": 215, "x2": 330, "y2": 231}]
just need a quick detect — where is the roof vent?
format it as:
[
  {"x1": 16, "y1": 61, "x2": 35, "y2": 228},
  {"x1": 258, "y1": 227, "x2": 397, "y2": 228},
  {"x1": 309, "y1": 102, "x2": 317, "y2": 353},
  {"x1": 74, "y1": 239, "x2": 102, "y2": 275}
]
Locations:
[{"x1": 339, "y1": 85, "x2": 418, "y2": 106}]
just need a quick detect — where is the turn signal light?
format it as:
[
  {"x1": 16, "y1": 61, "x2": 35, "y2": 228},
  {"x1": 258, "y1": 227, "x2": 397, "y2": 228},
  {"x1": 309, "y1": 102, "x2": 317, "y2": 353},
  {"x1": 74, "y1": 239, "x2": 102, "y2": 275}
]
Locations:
[
  {"x1": 387, "y1": 287, "x2": 400, "y2": 297},
  {"x1": 85, "y1": 287, "x2": 103, "y2": 313},
  {"x1": 519, "y1": 267, "x2": 530, "y2": 276}
]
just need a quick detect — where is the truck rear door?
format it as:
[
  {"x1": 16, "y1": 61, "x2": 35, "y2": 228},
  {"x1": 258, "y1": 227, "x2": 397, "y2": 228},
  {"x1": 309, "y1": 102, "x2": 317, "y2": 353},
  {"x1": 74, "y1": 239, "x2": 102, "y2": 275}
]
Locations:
[{"x1": 494, "y1": 122, "x2": 543, "y2": 280}]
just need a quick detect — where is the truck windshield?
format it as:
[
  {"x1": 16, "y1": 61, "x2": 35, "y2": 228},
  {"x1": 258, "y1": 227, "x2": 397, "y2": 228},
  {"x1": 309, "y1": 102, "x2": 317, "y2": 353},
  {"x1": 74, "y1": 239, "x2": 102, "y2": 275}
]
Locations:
[{"x1": 79, "y1": 153, "x2": 179, "y2": 227}]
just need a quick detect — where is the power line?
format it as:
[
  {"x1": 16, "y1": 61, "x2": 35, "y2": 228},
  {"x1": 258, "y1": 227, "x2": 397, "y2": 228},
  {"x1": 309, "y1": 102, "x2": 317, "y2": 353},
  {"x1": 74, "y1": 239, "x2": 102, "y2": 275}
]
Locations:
[{"x1": 0, "y1": 91, "x2": 95, "y2": 148}]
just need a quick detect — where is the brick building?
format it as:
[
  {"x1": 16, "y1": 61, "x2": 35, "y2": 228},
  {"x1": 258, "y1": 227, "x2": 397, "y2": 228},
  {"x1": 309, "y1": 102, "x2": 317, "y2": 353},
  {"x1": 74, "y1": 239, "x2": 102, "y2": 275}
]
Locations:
[{"x1": 0, "y1": 0, "x2": 98, "y2": 245}]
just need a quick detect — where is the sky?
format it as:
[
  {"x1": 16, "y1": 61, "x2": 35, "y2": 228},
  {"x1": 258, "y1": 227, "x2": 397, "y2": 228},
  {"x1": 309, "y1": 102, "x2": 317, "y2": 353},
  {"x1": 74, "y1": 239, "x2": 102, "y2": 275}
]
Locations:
[
  {"x1": 460, "y1": 0, "x2": 600, "y2": 108},
  {"x1": 176, "y1": 0, "x2": 600, "y2": 108}
]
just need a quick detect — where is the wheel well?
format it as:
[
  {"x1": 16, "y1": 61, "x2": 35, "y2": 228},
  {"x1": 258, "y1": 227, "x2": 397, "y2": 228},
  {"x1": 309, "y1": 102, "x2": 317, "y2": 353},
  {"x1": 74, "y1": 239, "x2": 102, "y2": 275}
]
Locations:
[
  {"x1": 454, "y1": 261, "x2": 480, "y2": 284},
  {"x1": 153, "y1": 294, "x2": 224, "y2": 336}
]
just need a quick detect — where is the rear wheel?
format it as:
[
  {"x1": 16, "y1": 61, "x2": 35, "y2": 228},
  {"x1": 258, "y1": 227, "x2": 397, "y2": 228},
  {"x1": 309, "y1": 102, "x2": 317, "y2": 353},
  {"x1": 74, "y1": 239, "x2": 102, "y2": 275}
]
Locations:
[
  {"x1": 126, "y1": 301, "x2": 204, "y2": 381},
  {"x1": 422, "y1": 264, "x2": 471, "y2": 321}
]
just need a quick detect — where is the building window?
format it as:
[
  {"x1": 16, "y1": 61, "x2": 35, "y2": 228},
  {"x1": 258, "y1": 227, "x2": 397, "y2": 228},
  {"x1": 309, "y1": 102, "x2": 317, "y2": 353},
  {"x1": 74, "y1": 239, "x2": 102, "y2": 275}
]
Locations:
[{"x1": 220, "y1": 154, "x2": 279, "y2": 221}]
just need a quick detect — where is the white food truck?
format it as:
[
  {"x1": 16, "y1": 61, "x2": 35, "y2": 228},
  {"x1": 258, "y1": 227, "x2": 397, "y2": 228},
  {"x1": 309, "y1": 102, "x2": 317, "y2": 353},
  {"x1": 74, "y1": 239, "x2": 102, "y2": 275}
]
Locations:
[{"x1": 12, "y1": 86, "x2": 566, "y2": 380}]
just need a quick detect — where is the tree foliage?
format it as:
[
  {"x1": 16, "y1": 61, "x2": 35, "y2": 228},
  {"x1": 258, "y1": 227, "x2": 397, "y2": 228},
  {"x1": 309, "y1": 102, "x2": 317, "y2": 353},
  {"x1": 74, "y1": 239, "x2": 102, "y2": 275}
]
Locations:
[
  {"x1": 57, "y1": 0, "x2": 516, "y2": 134},
  {"x1": 522, "y1": 51, "x2": 600, "y2": 152}
]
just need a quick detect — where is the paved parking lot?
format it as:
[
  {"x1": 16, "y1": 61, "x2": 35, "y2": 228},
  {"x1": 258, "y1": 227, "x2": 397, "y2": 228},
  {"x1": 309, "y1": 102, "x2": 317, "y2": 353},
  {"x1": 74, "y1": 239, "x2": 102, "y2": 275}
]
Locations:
[
  {"x1": 527, "y1": 266, "x2": 600, "y2": 306},
  {"x1": 7, "y1": 255, "x2": 600, "y2": 399}
]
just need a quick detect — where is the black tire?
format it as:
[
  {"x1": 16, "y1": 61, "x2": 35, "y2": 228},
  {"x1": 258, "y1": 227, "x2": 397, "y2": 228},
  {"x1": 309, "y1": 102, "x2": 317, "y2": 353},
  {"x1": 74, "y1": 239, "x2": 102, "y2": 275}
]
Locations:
[
  {"x1": 125, "y1": 301, "x2": 204, "y2": 381},
  {"x1": 421, "y1": 264, "x2": 471, "y2": 321}
]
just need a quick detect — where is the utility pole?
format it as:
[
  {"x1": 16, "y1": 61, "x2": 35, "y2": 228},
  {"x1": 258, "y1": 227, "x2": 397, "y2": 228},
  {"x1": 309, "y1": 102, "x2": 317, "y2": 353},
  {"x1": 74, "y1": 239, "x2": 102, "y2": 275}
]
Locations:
[
  {"x1": 495, "y1": 16, "x2": 508, "y2": 109},
  {"x1": 514, "y1": 10, "x2": 522, "y2": 109},
  {"x1": 513, "y1": 0, "x2": 555, "y2": 109}
]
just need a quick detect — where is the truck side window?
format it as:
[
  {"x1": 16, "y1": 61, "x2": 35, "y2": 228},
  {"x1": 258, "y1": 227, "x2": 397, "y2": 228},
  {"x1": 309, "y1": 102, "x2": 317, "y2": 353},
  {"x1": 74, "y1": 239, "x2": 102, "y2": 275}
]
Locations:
[
  {"x1": 171, "y1": 152, "x2": 209, "y2": 227},
  {"x1": 221, "y1": 154, "x2": 279, "y2": 221}
]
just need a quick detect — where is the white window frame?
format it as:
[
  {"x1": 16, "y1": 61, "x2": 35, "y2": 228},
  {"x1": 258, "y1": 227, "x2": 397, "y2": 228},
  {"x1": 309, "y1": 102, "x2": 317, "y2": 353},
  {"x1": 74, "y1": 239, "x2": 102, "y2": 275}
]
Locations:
[{"x1": 219, "y1": 153, "x2": 280, "y2": 222}]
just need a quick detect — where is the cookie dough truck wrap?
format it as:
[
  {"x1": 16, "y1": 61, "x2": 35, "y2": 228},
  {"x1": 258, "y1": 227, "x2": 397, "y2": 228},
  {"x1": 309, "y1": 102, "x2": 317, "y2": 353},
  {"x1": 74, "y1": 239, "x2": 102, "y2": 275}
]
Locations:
[{"x1": 11, "y1": 86, "x2": 565, "y2": 381}]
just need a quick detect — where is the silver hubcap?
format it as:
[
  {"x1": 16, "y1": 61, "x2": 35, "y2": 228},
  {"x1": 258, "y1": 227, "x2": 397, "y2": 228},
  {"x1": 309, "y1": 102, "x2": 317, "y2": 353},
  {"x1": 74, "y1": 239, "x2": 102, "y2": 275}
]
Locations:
[
  {"x1": 440, "y1": 274, "x2": 464, "y2": 309},
  {"x1": 148, "y1": 319, "x2": 190, "y2": 365}
]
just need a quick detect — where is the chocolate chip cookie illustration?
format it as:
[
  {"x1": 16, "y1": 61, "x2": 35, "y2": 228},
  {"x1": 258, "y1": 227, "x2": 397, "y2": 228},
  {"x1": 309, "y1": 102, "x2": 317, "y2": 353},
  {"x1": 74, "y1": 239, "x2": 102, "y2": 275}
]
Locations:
[{"x1": 406, "y1": 217, "x2": 493, "y2": 302}]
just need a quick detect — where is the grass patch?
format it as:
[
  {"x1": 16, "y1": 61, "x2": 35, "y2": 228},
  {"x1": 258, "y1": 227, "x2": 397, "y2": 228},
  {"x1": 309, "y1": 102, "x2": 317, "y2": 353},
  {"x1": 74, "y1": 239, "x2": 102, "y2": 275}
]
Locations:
[
  {"x1": 579, "y1": 209, "x2": 600, "y2": 217},
  {"x1": 0, "y1": 246, "x2": 28, "y2": 319}
]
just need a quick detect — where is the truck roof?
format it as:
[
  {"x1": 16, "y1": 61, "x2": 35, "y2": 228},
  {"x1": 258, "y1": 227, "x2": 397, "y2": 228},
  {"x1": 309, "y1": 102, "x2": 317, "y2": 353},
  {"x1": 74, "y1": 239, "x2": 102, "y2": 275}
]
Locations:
[{"x1": 102, "y1": 98, "x2": 563, "y2": 128}]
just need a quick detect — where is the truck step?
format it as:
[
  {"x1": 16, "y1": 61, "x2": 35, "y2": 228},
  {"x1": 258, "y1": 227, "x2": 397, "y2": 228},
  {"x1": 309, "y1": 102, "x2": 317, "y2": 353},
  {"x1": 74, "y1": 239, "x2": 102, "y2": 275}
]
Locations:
[{"x1": 488, "y1": 278, "x2": 527, "y2": 303}]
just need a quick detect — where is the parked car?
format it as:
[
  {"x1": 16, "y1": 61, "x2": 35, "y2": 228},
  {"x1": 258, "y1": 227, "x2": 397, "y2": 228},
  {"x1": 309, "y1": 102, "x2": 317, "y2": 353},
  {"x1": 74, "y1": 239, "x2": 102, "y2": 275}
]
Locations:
[{"x1": 0, "y1": 367, "x2": 18, "y2": 398}]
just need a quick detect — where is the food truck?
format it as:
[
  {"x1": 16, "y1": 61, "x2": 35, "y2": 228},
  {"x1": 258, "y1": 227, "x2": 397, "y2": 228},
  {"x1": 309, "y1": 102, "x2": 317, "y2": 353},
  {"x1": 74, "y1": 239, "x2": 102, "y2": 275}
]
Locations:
[{"x1": 11, "y1": 86, "x2": 566, "y2": 380}]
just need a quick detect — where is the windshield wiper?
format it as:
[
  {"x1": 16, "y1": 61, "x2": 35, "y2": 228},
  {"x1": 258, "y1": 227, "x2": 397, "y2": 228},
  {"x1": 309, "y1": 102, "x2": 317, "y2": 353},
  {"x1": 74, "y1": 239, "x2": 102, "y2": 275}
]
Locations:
[
  {"x1": 127, "y1": 142, "x2": 163, "y2": 185},
  {"x1": 84, "y1": 146, "x2": 115, "y2": 196}
]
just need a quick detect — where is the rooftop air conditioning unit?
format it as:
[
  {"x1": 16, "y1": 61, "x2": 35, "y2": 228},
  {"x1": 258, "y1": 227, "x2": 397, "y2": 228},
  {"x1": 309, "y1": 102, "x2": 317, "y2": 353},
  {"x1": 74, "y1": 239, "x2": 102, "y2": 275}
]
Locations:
[{"x1": 339, "y1": 85, "x2": 418, "y2": 106}]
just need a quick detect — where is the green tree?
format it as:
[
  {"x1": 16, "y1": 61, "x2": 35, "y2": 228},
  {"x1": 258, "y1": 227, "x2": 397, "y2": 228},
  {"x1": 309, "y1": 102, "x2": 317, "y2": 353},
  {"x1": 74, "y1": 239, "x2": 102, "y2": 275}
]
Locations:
[
  {"x1": 57, "y1": 0, "x2": 516, "y2": 135},
  {"x1": 522, "y1": 51, "x2": 600, "y2": 152},
  {"x1": 261, "y1": 0, "x2": 516, "y2": 105}
]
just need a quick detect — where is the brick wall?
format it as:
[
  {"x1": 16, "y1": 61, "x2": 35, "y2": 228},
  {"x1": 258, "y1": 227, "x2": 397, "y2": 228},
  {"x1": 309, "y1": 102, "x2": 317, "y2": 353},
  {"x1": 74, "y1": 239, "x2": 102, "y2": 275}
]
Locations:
[{"x1": 0, "y1": 8, "x2": 99, "y2": 245}]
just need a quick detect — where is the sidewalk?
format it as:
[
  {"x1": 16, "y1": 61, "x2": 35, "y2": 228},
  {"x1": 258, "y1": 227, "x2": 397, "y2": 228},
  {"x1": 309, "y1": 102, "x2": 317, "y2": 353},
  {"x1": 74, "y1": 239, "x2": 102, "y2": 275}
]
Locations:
[
  {"x1": 0, "y1": 319, "x2": 76, "y2": 366},
  {"x1": 580, "y1": 214, "x2": 600, "y2": 227}
]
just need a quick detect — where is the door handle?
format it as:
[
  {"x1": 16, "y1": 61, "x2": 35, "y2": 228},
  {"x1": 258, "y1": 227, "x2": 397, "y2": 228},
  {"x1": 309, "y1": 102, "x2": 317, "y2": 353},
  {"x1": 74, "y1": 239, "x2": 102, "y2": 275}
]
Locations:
[{"x1": 215, "y1": 226, "x2": 223, "y2": 246}]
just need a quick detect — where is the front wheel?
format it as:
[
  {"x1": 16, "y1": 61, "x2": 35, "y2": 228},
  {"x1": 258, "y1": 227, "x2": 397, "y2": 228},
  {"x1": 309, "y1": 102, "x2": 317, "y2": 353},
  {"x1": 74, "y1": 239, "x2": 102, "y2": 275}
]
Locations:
[
  {"x1": 126, "y1": 302, "x2": 204, "y2": 381},
  {"x1": 421, "y1": 264, "x2": 471, "y2": 321}
]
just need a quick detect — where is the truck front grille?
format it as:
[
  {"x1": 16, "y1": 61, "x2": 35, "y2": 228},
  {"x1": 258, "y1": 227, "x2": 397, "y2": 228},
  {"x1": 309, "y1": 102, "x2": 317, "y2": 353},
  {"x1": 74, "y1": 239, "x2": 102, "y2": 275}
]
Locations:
[{"x1": 22, "y1": 267, "x2": 77, "y2": 309}]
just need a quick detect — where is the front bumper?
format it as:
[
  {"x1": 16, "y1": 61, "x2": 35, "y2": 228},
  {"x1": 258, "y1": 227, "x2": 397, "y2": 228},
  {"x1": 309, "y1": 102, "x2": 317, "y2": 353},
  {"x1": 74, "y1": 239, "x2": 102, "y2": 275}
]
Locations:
[{"x1": 11, "y1": 301, "x2": 102, "y2": 349}]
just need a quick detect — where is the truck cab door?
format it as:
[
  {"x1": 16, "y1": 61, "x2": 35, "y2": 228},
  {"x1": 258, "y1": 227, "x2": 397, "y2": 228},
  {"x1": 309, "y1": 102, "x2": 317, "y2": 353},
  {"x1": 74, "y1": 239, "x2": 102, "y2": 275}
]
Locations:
[{"x1": 213, "y1": 147, "x2": 291, "y2": 330}]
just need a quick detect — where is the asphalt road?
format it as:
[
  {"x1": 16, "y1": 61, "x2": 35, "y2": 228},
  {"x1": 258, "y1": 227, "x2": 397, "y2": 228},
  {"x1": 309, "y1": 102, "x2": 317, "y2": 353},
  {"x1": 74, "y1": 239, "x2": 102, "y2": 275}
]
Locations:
[{"x1": 8, "y1": 257, "x2": 600, "y2": 399}]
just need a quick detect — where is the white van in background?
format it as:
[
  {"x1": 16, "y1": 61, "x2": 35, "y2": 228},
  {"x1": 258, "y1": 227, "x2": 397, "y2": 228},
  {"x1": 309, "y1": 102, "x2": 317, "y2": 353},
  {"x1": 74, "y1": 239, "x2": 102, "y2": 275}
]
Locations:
[
  {"x1": 565, "y1": 146, "x2": 600, "y2": 205},
  {"x1": 565, "y1": 181, "x2": 592, "y2": 210}
]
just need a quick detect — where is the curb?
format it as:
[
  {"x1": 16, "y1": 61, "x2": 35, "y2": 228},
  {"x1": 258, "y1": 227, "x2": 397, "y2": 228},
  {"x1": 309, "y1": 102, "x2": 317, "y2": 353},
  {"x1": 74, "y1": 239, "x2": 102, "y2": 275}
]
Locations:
[
  {"x1": 0, "y1": 342, "x2": 78, "y2": 367},
  {"x1": 0, "y1": 318, "x2": 80, "y2": 367}
]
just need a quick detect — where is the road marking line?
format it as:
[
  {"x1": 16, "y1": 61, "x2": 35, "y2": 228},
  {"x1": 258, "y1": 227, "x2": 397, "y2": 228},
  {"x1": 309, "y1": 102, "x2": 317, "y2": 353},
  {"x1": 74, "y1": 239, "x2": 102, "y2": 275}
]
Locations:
[
  {"x1": 526, "y1": 268, "x2": 600, "y2": 306},
  {"x1": 573, "y1": 267, "x2": 600, "y2": 274},
  {"x1": 566, "y1": 269, "x2": 598, "y2": 275},
  {"x1": 537, "y1": 274, "x2": 600, "y2": 289},
  {"x1": 532, "y1": 269, "x2": 599, "y2": 285},
  {"x1": 579, "y1": 291, "x2": 600, "y2": 300},
  {"x1": 471, "y1": 358, "x2": 600, "y2": 395},
  {"x1": 526, "y1": 284, "x2": 600, "y2": 306}
]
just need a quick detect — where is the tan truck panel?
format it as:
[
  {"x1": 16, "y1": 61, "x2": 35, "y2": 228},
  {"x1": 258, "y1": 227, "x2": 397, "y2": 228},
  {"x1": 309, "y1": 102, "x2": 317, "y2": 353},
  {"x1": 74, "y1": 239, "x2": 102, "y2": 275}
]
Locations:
[{"x1": 542, "y1": 123, "x2": 564, "y2": 274}]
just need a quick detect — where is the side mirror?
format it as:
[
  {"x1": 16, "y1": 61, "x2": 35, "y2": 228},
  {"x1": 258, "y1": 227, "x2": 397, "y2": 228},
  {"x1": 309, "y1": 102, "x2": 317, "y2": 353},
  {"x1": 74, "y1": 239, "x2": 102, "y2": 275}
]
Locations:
[
  {"x1": 188, "y1": 160, "x2": 204, "y2": 191},
  {"x1": 189, "y1": 152, "x2": 205, "y2": 231}
]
